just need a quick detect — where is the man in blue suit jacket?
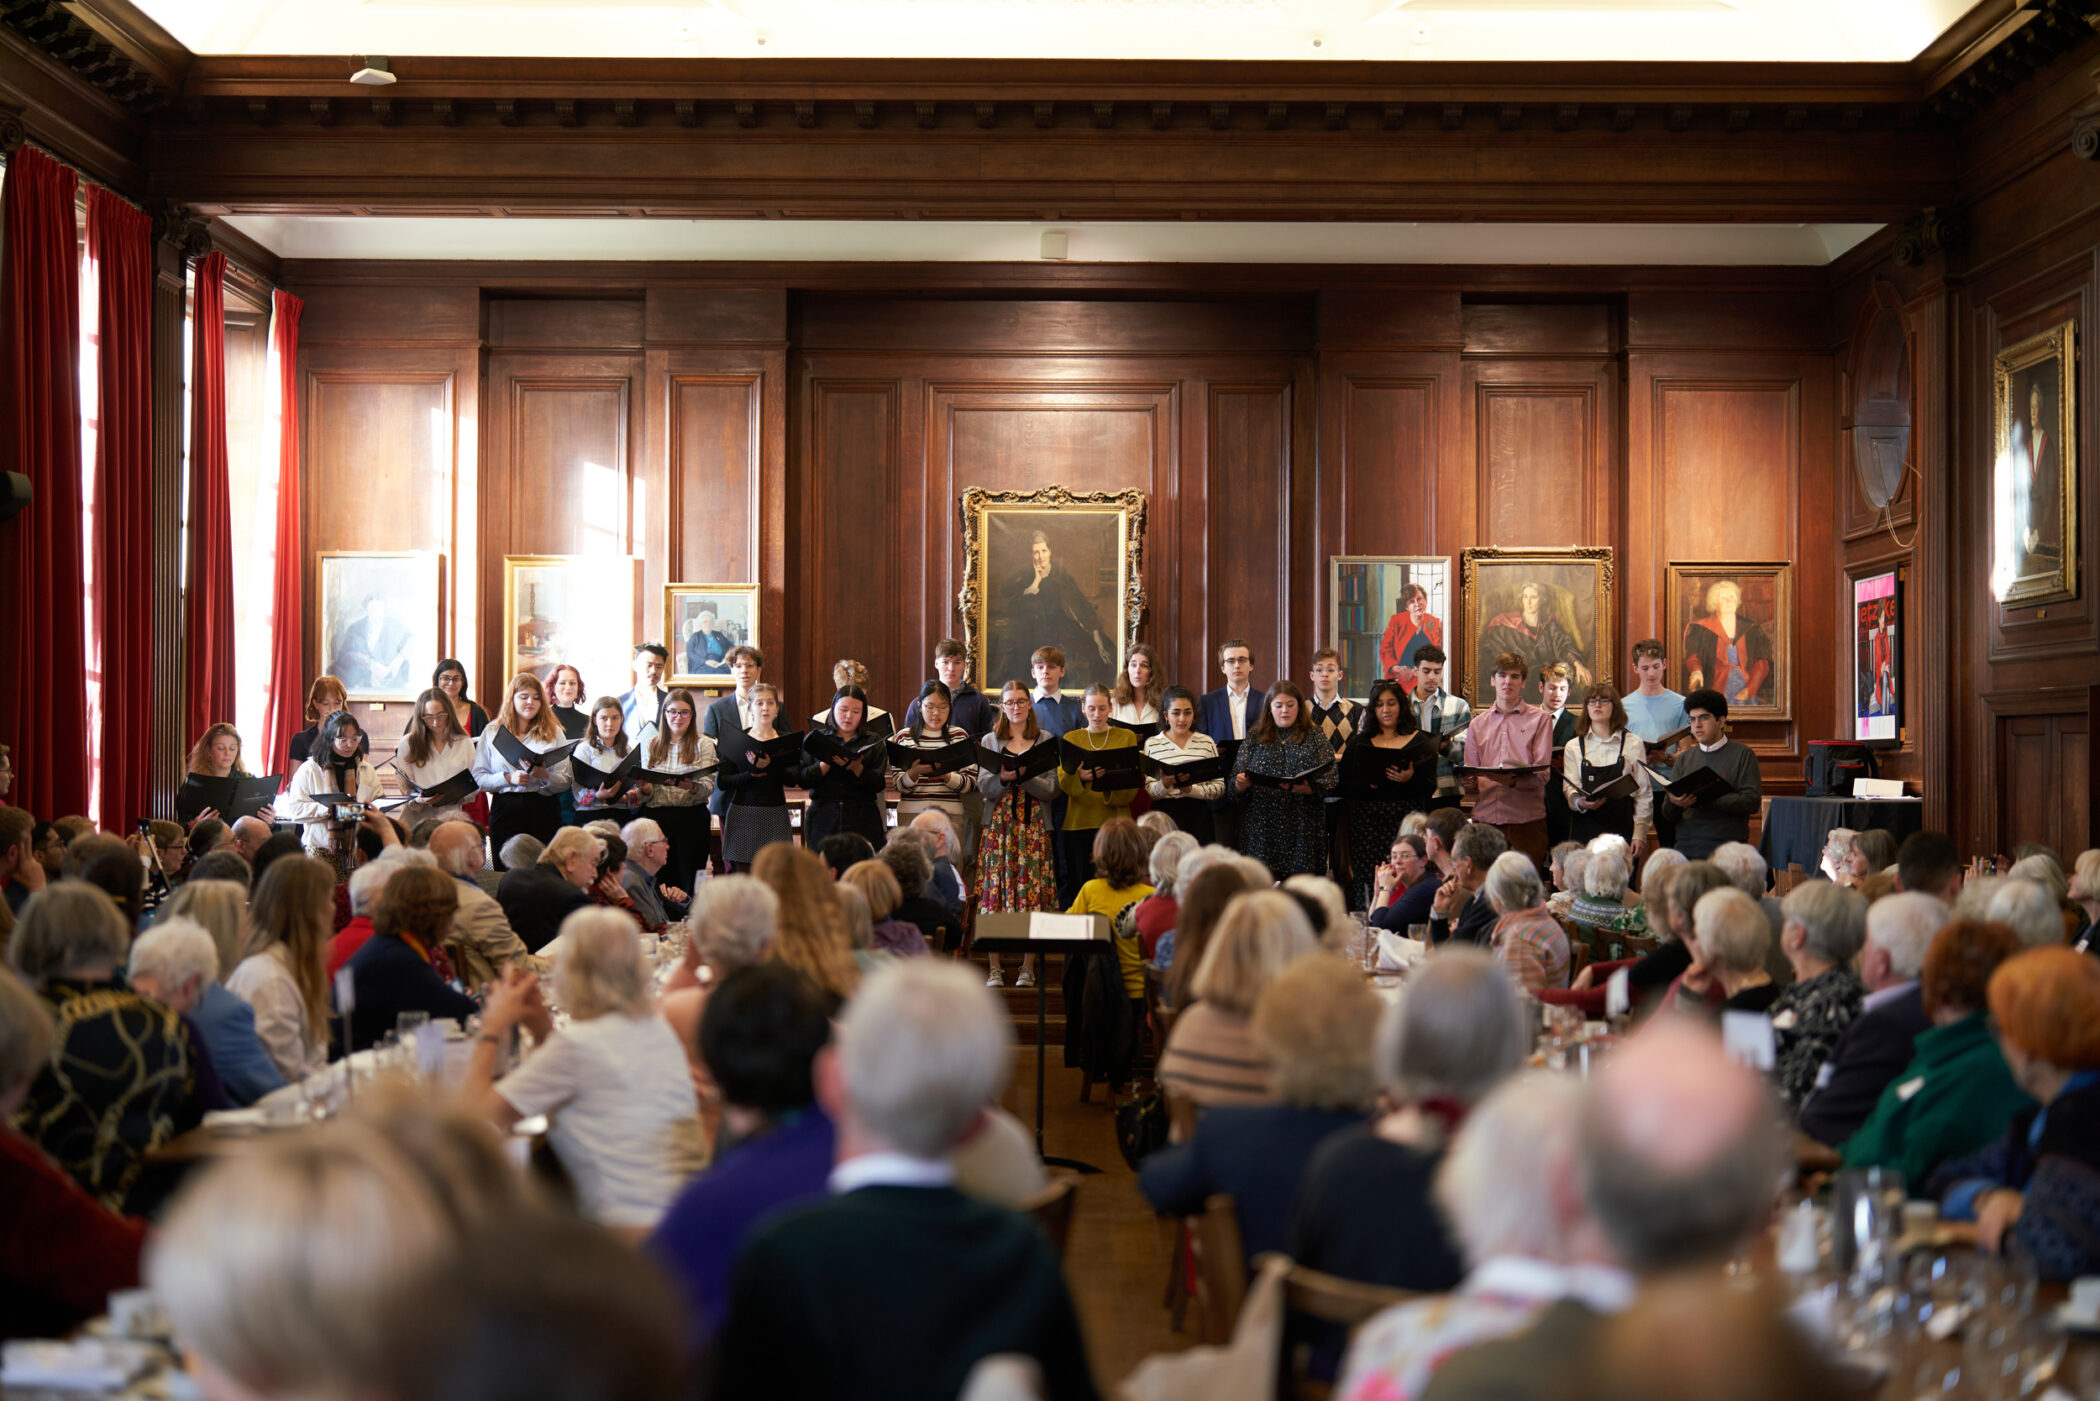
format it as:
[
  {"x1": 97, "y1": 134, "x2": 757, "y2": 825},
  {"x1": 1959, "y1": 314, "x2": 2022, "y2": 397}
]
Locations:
[{"x1": 1197, "y1": 638, "x2": 1263, "y2": 850}]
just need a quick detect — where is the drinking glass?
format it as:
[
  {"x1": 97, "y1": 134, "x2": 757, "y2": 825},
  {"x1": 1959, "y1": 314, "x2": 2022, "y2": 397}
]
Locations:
[
  {"x1": 1831, "y1": 1166, "x2": 1906, "y2": 1289},
  {"x1": 396, "y1": 1010, "x2": 431, "y2": 1042}
]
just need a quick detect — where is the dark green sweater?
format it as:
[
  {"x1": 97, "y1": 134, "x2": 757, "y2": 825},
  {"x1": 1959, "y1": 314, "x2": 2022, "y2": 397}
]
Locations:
[
  {"x1": 711, "y1": 1184, "x2": 1099, "y2": 1401},
  {"x1": 1669, "y1": 738, "x2": 1762, "y2": 858}
]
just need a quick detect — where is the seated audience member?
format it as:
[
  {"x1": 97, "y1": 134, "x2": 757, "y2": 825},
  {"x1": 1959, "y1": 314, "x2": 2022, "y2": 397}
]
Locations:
[
  {"x1": 660, "y1": 876, "x2": 780, "y2": 1080},
  {"x1": 649, "y1": 964, "x2": 837, "y2": 1346},
  {"x1": 329, "y1": 855, "x2": 399, "y2": 979},
  {"x1": 226, "y1": 855, "x2": 336, "y2": 1083},
  {"x1": 495, "y1": 827, "x2": 597, "y2": 954},
  {"x1": 586, "y1": 831, "x2": 654, "y2": 931},
  {"x1": 1662, "y1": 689, "x2": 1761, "y2": 860},
  {"x1": 1428, "y1": 823, "x2": 1510, "y2": 948},
  {"x1": 1294, "y1": 947, "x2": 1526, "y2": 1293},
  {"x1": 1419, "y1": 1019, "x2": 1785, "y2": 1401},
  {"x1": 1684, "y1": 888, "x2": 1777, "y2": 1014},
  {"x1": 64, "y1": 834, "x2": 149, "y2": 931},
  {"x1": 754, "y1": 843, "x2": 862, "y2": 1005},
  {"x1": 1712, "y1": 840, "x2": 1790, "y2": 988},
  {"x1": 619, "y1": 816, "x2": 676, "y2": 930},
  {"x1": 1931, "y1": 947, "x2": 2100, "y2": 1279},
  {"x1": 10, "y1": 882, "x2": 205, "y2": 1211},
  {"x1": 712, "y1": 961, "x2": 1097, "y2": 1401},
  {"x1": 427, "y1": 820, "x2": 542, "y2": 990},
  {"x1": 1559, "y1": 1277, "x2": 1856, "y2": 1401},
  {"x1": 1898, "y1": 830, "x2": 1965, "y2": 903},
  {"x1": 1799, "y1": 891, "x2": 1944, "y2": 1145},
  {"x1": 1552, "y1": 860, "x2": 1733, "y2": 1018},
  {"x1": 1068, "y1": 817, "x2": 1155, "y2": 997},
  {"x1": 883, "y1": 832, "x2": 959, "y2": 952},
  {"x1": 1335, "y1": 1076, "x2": 1616, "y2": 1401},
  {"x1": 1142, "y1": 955, "x2": 1380, "y2": 1268},
  {"x1": 1283, "y1": 874, "x2": 1353, "y2": 951},
  {"x1": 186, "y1": 848, "x2": 251, "y2": 889},
  {"x1": 1481, "y1": 851, "x2": 1571, "y2": 991},
  {"x1": 1162, "y1": 859, "x2": 1265, "y2": 1010},
  {"x1": 469, "y1": 909, "x2": 700, "y2": 1231},
  {"x1": 138, "y1": 895, "x2": 282, "y2": 1106},
  {"x1": 498, "y1": 833, "x2": 544, "y2": 872},
  {"x1": 1547, "y1": 844, "x2": 1586, "y2": 914},
  {"x1": 1369, "y1": 834, "x2": 1442, "y2": 934},
  {"x1": 842, "y1": 860, "x2": 933, "y2": 959},
  {"x1": 148, "y1": 1126, "x2": 459, "y2": 1401},
  {"x1": 1156, "y1": 891, "x2": 1318, "y2": 1108},
  {"x1": 1768, "y1": 880, "x2": 1869, "y2": 1108},
  {"x1": 909, "y1": 810, "x2": 969, "y2": 915},
  {"x1": 1637, "y1": 846, "x2": 1687, "y2": 911},
  {"x1": 187, "y1": 817, "x2": 236, "y2": 869},
  {"x1": 0, "y1": 966, "x2": 148, "y2": 1339},
  {"x1": 818, "y1": 831, "x2": 877, "y2": 880},
  {"x1": 127, "y1": 919, "x2": 277, "y2": 1109},
  {"x1": 1850, "y1": 827, "x2": 1900, "y2": 882},
  {"x1": 1563, "y1": 835, "x2": 1648, "y2": 953},
  {"x1": 2074, "y1": 849, "x2": 2100, "y2": 950},
  {"x1": 1988, "y1": 877, "x2": 2067, "y2": 948},
  {"x1": 377, "y1": 1211, "x2": 688, "y2": 1401},
  {"x1": 343, "y1": 867, "x2": 479, "y2": 1053},
  {"x1": 1842, "y1": 920, "x2": 2033, "y2": 1183},
  {"x1": 0, "y1": 807, "x2": 46, "y2": 920},
  {"x1": 1131, "y1": 830, "x2": 1198, "y2": 965}
]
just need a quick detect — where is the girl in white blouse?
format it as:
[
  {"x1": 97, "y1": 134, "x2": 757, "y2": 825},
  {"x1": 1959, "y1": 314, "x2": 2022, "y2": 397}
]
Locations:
[
  {"x1": 1109, "y1": 643, "x2": 1164, "y2": 728},
  {"x1": 281, "y1": 711, "x2": 383, "y2": 865},
  {"x1": 224, "y1": 853, "x2": 336, "y2": 1082},
  {"x1": 571, "y1": 695, "x2": 650, "y2": 814},
  {"x1": 643, "y1": 688, "x2": 718, "y2": 893},
  {"x1": 395, "y1": 687, "x2": 478, "y2": 829},
  {"x1": 1562, "y1": 683, "x2": 1653, "y2": 857},
  {"x1": 1143, "y1": 685, "x2": 1226, "y2": 845},
  {"x1": 472, "y1": 673, "x2": 576, "y2": 871}
]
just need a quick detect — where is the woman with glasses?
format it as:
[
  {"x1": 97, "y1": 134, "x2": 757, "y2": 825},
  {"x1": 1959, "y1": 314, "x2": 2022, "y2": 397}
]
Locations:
[
  {"x1": 471, "y1": 674, "x2": 575, "y2": 872},
  {"x1": 643, "y1": 688, "x2": 719, "y2": 894},
  {"x1": 396, "y1": 687, "x2": 479, "y2": 831}
]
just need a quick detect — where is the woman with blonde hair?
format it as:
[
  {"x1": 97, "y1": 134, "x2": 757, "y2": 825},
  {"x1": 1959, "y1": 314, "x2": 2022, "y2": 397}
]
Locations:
[
  {"x1": 183, "y1": 722, "x2": 277, "y2": 826},
  {"x1": 160, "y1": 878, "x2": 248, "y2": 982},
  {"x1": 752, "y1": 843, "x2": 861, "y2": 1004},
  {"x1": 840, "y1": 859, "x2": 932, "y2": 959},
  {"x1": 225, "y1": 855, "x2": 335, "y2": 1082},
  {"x1": 2072, "y1": 849, "x2": 2100, "y2": 950},
  {"x1": 1156, "y1": 889, "x2": 1317, "y2": 1109},
  {"x1": 471, "y1": 672, "x2": 575, "y2": 872},
  {"x1": 468, "y1": 908, "x2": 699, "y2": 1230}
]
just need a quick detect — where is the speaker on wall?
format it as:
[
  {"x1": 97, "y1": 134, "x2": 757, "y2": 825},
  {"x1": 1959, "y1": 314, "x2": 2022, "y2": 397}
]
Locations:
[{"x1": 0, "y1": 472, "x2": 29, "y2": 524}]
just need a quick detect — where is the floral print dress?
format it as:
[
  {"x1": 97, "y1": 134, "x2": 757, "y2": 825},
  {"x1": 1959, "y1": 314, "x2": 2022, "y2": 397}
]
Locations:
[{"x1": 1233, "y1": 732, "x2": 1339, "y2": 880}]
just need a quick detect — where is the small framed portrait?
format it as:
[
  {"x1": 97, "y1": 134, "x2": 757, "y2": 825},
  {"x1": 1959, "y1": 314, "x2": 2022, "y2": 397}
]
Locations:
[
  {"x1": 1991, "y1": 318, "x2": 2079, "y2": 606},
  {"x1": 1663, "y1": 562, "x2": 1793, "y2": 722},
  {"x1": 315, "y1": 551, "x2": 443, "y2": 701},
  {"x1": 500, "y1": 555, "x2": 642, "y2": 702},
  {"x1": 665, "y1": 583, "x2": 760, "y2": 686},
  {"x1": 1327, "y1": 556, "x2": 1453, "y2": 700},
  {"x1": 1850, "y1": 566, "x2": 1902, "y2": 744},
  {"x1": 1459, "y1": 547, "x2": 1613, "y2": 707},
  {"x1": 958, "y1": 485, "x2": 1147, "y2": 695}
]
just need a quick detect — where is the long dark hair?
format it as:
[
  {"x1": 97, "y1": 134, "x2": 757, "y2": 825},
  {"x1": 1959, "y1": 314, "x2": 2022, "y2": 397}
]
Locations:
[
  {"x1": 914, "y1": 680, "x2": 954, "y2": 738},
  {"x1": 433, "y1": 658, "x2": 474, "y2": 702},
  {"x1": 649, "y1": 688, "x2": 703, "y2": 766},
  {"x1": 1359, "y1": 680, "x2": 1418, "y2": 740},
  {"x1": 402, "y1": 687, "x2": 467, "y2": 767},
  {"x1": 317, "y1": 710, "x2": 366, "y2": 785}
]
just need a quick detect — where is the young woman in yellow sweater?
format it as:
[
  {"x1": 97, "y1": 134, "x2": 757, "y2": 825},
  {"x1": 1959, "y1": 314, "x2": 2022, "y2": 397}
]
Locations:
[{"x1": 1055, "y1": 684, "x2": 1141, "y2": 906}]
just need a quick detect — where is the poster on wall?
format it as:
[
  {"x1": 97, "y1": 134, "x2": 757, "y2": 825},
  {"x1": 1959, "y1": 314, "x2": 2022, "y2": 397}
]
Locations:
[
  {"x1": 1662, "y1": 562, "x2": 1793, "y2": 722},
  {"x1": 1327, "y1": 556, "x2": 1452, "y2": 700},
  {"x1": 501, "y1": 555, "x2": 642, "y2": 702},
  {"x1": 958, "y1": 485, "x2": 1147, "y2": 695},
  {"x1": 1459, "y1": 547, "x2": 1613, "y2": 707},
  {"x1": 1991, "y1": 318, "x2": 2079, "y2": 607},
  {"x1": 1852, "y1": 568, "x2": 1901, "y2": 744},
  {"x1": 315, "y1": 552, "x2": 443, "y2": 701},
  {"x1": 664, "y1": 583, "x2": 760, "y2": 686}
]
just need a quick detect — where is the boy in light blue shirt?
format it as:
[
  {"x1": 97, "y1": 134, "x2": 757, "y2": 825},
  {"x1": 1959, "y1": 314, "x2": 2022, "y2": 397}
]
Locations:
[{"x1": 1622, "y1": 637, "x2": 1692, "y2": 753}]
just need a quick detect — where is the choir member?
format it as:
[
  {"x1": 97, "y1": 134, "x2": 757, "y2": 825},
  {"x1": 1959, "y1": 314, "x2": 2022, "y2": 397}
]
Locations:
[
  {"x1": 642, "y1": 688, "x2": 719, "y2": 893},
  {"x1": 1339, "y1": 680, "x2": 1435, "y2": 909},
  {"x1": 1056, "y1": 685, "x2": 1141, "y2": 907},
  {"x1": 800, "y1": 686, "x2": 889, "y2": 848},
  {"x1": 432, "y1": 658, "x2": 491, "y2": 740},
  {"x1": 719, "y1": 682, "x2": 792, "y2": 873},
  {"x1": 1110, "y1": 643, "x2": 1164, "y2": 728},
  {"x1": 471, "y1": 673, "x2": 574, "y2": 872},
  {"x1": 1142, "y1": 685, "x2": 1225, "y2": 845},
  {"x1": 282, "y1": 711, "x2": 383, "y2": 876},
  {"x1": 1563, "y1": 683, "x2": 1653, "y2": 855},
  {"x1": 287, "y1": 675, "x2": 364, "y2": 767},
  {"x1": 893, "y1": 681, "x2": 977, "y2": 868},
  {"x1": 395, "y1": 687, "x2": 478, "y2": 830},
  {"x1": 546, "y1": 664, "x2": 592, "y2": 740},
  {"x1": 183, "y1": 723, "x2": 278, "y2": 826},
  {"x1": 977, "y1": 681, "x2": 1059, "y2": 988},
  {"x1": 1231, "y1": 680, "x2": 1338, "y2": 880},
  {"x1": 570, "y1": 696, "x2": 648, "y2": 815}
]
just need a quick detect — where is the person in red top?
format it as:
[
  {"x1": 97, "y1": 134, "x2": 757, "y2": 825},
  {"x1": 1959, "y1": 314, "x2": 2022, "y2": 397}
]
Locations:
[
  {"x1": 1378, "y1": 582, "x2": 1444, "y2": 692},
  {"x1": 0, "y1": 966, "x2": 148, "y2": 1339},
  {"x1": 327, "y1": 857, "x2": 407, "y2": 980}
]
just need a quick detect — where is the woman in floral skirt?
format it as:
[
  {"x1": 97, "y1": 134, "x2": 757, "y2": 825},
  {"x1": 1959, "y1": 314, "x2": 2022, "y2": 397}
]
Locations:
[{"x1": 975, "y1": 680, "x2": 1060, "y2": 988}]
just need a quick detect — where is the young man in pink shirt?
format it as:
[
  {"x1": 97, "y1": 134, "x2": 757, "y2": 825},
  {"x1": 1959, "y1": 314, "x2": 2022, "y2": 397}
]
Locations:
[{"x1": 1463, "y1": 651, "x2": 1554, "y2": 869}]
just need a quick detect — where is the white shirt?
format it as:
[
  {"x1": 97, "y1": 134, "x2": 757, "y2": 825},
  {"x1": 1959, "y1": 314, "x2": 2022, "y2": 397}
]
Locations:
[
  {"x1": 1699, "y1": 738, "x2": 1727, "y2": 753},
  {"x1": 1227, "y1": 685, "x2": 1252, "y2": 740},
  {"x1": 226, "y1": 948, "x2": 327, "y2": 1083},
  {"x1": 829, "y1": 1151, "x2": 958, "y2": 1195},
  {"x1": 495, "y1": 1011, "x2": 699, "y2": 1228},
  {"x1": 1032, "y1": 685, "x2": 1062, "y2": 703},
  {"x1": 1109, "y1": 700, "x2": 1159, "y2": 726},
  {"x1": 280, "y1": 755, "x2": 383, "y2": 850},
  {"x1": 470, "y1": 724, "x2": 576, "y2": 796},
  {"x1": 734, "y1": 688, "x2": 758, "y2": 731}
]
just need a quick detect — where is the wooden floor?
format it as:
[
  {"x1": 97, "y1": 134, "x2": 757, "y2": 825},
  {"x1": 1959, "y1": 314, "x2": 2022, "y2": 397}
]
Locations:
[{"x1": 998, "y1": 1045, "x2": 1193, "y2": 1391}]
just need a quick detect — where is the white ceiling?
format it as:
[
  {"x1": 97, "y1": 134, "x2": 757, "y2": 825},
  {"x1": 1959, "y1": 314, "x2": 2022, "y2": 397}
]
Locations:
[
  {"x1": 136, "y1": 0, "x2": 1974, "y2": 63},
  {"x1": 221, "y1": 215, "x2": 1883, "y2": 264}
]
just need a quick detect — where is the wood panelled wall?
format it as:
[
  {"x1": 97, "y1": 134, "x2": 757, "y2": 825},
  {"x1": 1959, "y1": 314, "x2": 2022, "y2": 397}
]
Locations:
[{"x1": 292, "y1": 268, "x2": 1836, "y2": 796}]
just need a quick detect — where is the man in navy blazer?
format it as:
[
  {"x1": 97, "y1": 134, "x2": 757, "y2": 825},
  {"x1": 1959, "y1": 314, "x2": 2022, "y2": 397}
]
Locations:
[
  {"x1": 1197, "y1": 638, "x2": 1263, "y2": 849},
  {"x1": 1798, "y1": 890, "x2": 1945, "y2": 1146}
]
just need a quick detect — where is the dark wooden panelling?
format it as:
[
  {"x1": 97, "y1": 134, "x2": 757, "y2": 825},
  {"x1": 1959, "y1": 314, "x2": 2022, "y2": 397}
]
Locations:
[
  {"x1": 646, "y1": 289, "x2": 788, "y2": 345},
  {"x1": 1654, "y1": 381, "x2": 1796, "y2": 563},
  {"x1": 796, "y1": 299, "x2": 1314, "y2": 355},
  {"x1": 304, "y1": 371, "x2": 455, "y2": 555},
  {"x1": 506, "y1": 378, "x2": 632, "y2": 554},
  {"x1": 294, "y1": 285, "x2": 481, "y2": 346},
  {"x1": 803, "y1": 380, "x2": 899, "y2": 707},
  {"x1": 488, "y1": 297, "x2": 645, "y2": 350},
  {"x1": 1207, "y1": 385, "x2": 1292, "y2": 680},
  {"x1": 669, "y1": 375, "x2": 761, "y2": 584},
  {"x1": 1479, "y1": 388, "x2": 1586, "y2": 544},
  {"x1": 1319, "y1": 293, "x2": 1463, "y2": 351},
  {"x1": 1323, "y1": 364, "x2": 1449, "y2": 558},
  {"x1": 1628, "y1": 291, "x2": 1829, "y2": 352},
  {"x1": 1464, "y1": 303, "x2": 1613, "y2": 357}
]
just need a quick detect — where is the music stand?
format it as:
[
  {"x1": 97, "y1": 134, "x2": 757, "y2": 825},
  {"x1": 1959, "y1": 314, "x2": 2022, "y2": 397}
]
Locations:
[{"x1": 972, "y1": 911, "x2": 1112, "y2": 1175}]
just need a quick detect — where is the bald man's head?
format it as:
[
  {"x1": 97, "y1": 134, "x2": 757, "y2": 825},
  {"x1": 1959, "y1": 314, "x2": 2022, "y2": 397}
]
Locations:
[
  {"x1": 231, "y1": 816, "x2": 272, "y2": 860},
  {"x1": 1581, "y1": 1017, "x2": 1782, "y2": 1273},
  {"x1": 427, "y1": 821, "x2": 486, "y2": 878}
]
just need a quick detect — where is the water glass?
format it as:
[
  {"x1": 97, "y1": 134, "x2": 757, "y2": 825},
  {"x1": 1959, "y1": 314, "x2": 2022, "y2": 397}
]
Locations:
[
  {"x1": 396, "y1": 1010, "x2": 431, "y2": 1042},
  {"x1": 1831, "y1": 1166, "x2": 1906, "y2": 1287}
]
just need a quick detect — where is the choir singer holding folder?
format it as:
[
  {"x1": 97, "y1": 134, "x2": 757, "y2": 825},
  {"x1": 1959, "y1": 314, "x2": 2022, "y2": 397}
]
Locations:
[
  {"x1": 1562, "y1": 683, "x2": 1652, "y2": 855},
  {"x1": 472, "y1": 674, "x2": 577, "y2": 871},
  {"x1": 1460, "y1": 651, "x2": 1553, "y2": 869}
]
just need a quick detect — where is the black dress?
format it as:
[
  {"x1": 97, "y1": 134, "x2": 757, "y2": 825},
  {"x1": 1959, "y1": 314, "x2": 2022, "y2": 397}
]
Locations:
[
  {"x1": 719, "y1": 737, "x2": 793, "y2": 865},
  {"x1": 1337, "y1": 734, "x2": 1436, "y2": 910},
  {"x1": 798, "y1": 731, "x2": 889, "y2": 847}
]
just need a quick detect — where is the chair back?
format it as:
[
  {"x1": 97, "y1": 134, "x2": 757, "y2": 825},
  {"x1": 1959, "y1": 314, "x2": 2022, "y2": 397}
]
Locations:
[
  {"x1": 1189, "y1": 1193, "x2": 1247, "y2": 1346},
  {"x1": 1261, "y1": 1253, "x2": 1420, "y2": 1401},
  {"x1": 1567, "y1": 938, "x2": 1591, "y2": 987},
  {"x1": 1023, "y1": 1175, "x2": 1078, "y2": 1261}
]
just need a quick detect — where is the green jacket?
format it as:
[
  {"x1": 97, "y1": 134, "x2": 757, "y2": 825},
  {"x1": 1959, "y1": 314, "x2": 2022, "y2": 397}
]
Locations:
[{"x1": 1841, "y1": 1011, "x2": 2034, "y2": 1187}]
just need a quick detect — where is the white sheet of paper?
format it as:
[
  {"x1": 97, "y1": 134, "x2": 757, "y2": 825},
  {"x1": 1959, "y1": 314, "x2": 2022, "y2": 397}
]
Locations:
[
  {"x1": 1605, "y1": 967, "x2": 1630, "y2": 1019},
  {"x1": 415, "y1": 1022, "x2": 446, "y2": 1077},
  {"x1": 1376, "y1": 930, "x2": 1425, "y2": 972},
  {"x1": 1722, "y1": 1010, "x2": 1777, "y2": 1070},
  {"x1": 1028, "y1": 913, "x2": 1096, "y2": 941},
  {"x1": 333, "y1": 965, "x2": 355, "y2": 1015}
]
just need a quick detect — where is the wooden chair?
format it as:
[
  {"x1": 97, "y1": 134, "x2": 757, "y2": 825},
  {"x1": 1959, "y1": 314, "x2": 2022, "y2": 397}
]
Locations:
[
  {"x1": 1022, "y1": 1174, "x2": 1078, "y2": 1261},
  {"x1": 1261, "y1": 1254, "x2": 1421, "y2": 1401},
  {"x1": 1567, "y1": 938, "x2": 1591, "y2": 987},
  {"x1": 1159, "y1": 1091, "x2": 1203, "y2": 1331},
  {"x1": 1188, "y1": 1193, "x2": 1247, "y2": 1346}
]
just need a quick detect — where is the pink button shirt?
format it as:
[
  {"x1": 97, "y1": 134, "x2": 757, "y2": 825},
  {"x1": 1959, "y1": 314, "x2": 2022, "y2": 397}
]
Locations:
[{"x1": 1465, "y1": 701, "x2": 1552, "y2": 825}]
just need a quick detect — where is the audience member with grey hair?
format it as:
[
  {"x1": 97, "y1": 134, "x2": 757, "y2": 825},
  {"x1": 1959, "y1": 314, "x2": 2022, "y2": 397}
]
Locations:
[
  {"x1": 130, "y1": 914, "x2": 283, "y2": 1107},
  {"x1": 1431, "y1": 822, "x2": 1511, "y2": 948},
  {"x1": 2072, "y1": 850, "x2": 2100, "y2": 948},
  {"x1": 1767, "y1": 881, "x2": 1869, "y2": 1107},
  {"x1": 661, "y1": 873, "x2": 785, "y2": 1110},
  {"x1": 1687, "y1": 888, "x2": 1776, "y2": 1013},
  {"x1": 468, "y1": 907, "x2": 698, "y2": 1230},
  {"x1": 1712, "y1": 840, "x2": 1791, "y2": 990},
  {"x1": 1987, "y1": 877, "x2": 2066, "y2": 948},
  {"x1": 1337, "y1": 1075, "x2": 1627, "y2": 1401},
  {"x1": 1282, "y1": 873, "x2": 1351, "y2": 950},
  {"x1": 907, "y1": 810, "x2": 968, "y2": 915},
  {"x1": 1797, "y1": 891, "x2": 1947, "y2": 1147},
  {"x1": 1286, "y1": 947, "x2": 1526, "y2": 1296},
  {"x1": 618, "y1": 816, "x2": 674, "y2": 930},
  {"x1": 128, "y1": 919, "x2": 221, "y2": 1013},
  {"x1": 499, "y1": 833, "x2": 545, "y2": 872},
  {"x1": 713, "y1": 960, "x2": 1093, "y2": 1401},
  {"x1": 1952, "y1": 872, "x2": 2006, "y2": 923},
  {"x1": 2008, "y1": 852, "x2": 2069, "y2": 905},
  {"x1": 1566, "y1": 834, "x2": 1649, "y2": 947},
  {"x1": 1482, "y1": 850, "x2": 1570, "y2": 991},
  {"x1": 157, "y1": 878, "x2": 247, "y2": 980},
  {"x1": 425, "y1": 820, "x2": 541, "y2": 992}
]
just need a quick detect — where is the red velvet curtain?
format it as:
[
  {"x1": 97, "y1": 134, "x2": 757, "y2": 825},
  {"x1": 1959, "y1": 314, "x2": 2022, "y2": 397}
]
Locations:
[
  {"x1": 0, "y1": 148, "x2": 89, "y2": 819},
  {"x1": 184, "y1": 251, "x2": 234, "y2": 749},
  {"x1": 88, "y1": 188, "x2": 155, "y2": 830},
  {"x1": 260, "y1": 289, "x2": 305, "y2": 776}
]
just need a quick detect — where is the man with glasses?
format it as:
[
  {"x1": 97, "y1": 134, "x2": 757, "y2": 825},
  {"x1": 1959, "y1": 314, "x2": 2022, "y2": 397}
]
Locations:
[{"x1": 620, "y1": 815, "x2": 683, "y2": 929}]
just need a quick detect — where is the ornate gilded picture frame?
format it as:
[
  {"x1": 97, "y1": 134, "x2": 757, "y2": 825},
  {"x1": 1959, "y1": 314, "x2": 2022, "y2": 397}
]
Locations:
[
  {"x1": 1459, "y1": 546, "x2": 1614, "y2": 708},
  {"x1": 664, "y1": 582, "x2": 759, "y2": 687},
  {"x1": 500, "y1": 554, "x2": 642, "y2": 700},
  {"x1": 1664, "y1": 561, "x2": 1793, "y2": 722},
  {"x1": 1991, "y1": 318, "x2": 2078, "y2": 606},
  {"x1": 959, "y1": 485, "x2": 1147, "y2": 695}
]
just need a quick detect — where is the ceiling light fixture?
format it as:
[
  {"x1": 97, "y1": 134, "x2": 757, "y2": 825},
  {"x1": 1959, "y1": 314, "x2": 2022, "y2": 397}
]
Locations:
[{"x1": 349, "y1": 56, "x2": 396, "y2": 86}]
